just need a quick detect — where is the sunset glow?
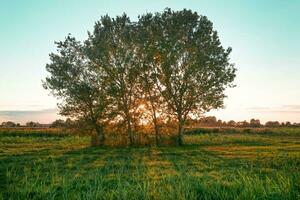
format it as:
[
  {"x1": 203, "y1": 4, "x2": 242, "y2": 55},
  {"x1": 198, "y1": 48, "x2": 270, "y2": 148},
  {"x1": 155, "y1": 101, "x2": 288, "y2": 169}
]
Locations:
[{"x1": 0, "y1": 0, "x2": 299, "y2": 124}]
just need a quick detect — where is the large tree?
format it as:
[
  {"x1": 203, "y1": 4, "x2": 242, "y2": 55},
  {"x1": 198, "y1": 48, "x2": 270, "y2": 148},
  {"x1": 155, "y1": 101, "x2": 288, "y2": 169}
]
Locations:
[
  {"x1": 43, "y1": 36, "x2": 110, "y2": 145},
  {"x1": 143, "y1": 9, "x2": 236, "y2": 145},
  {"x1": 135, "y1": 13, "x2": 166, "y2": 145},
  {"x1": 85, "y1": 14, "x2": 141, "y2": 146},
  {"x1": 44, "y1": 9, "x2": 236, "y2": 146}
]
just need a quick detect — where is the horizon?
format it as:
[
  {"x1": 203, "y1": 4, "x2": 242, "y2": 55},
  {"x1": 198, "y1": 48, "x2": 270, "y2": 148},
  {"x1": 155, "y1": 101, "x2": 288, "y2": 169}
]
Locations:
[
  {"x1": 0, "y1": 108, "x2": 298, "y2": 125},
  {"x1": 1, "y1": 0, "x2": 300, "y2": 124}
]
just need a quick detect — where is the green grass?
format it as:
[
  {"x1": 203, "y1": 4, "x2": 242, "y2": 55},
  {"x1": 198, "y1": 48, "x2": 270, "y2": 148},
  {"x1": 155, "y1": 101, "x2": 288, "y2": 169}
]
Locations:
[{"x1": 0, "y1": 128, "x2": 299, "y2": 199}]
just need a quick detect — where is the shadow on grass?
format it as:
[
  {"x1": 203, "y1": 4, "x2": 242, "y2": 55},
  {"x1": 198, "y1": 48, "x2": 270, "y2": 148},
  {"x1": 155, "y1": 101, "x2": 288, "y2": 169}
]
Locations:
[
  {"x1": 1, "y1": 136, "x2": 299, "y2": 199},
  {"x1": 0, "y1": 146, "x2": 98, "y2": 196}
]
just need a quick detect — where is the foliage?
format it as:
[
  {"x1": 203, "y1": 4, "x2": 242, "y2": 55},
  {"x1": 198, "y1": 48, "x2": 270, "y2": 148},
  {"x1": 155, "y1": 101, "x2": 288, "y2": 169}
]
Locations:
[
  {"x1": 1, "y1": 121, "x2": 19, "y2": 127},
  {"x1": 138, "y1": 9, "x2": 236, "y2": 145},
  {"x1": 43, "y1": 35, "x2": 111, "y2": 145},
  {"x1": 43, "y1": 8, "x2": 236, "y2": 146},
  {"x1": 86, "y1": 14, "x2": 141, "y2": 146},
  {"x1": 25, "y1": 121, "x2": 41, "y2": 128}
]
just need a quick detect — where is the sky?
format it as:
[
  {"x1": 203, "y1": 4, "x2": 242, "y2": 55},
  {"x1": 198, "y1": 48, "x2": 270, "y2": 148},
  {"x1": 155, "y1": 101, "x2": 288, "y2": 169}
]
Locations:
[{"x1": 0, "y1": 0, "x2": 299, "y2": 124}]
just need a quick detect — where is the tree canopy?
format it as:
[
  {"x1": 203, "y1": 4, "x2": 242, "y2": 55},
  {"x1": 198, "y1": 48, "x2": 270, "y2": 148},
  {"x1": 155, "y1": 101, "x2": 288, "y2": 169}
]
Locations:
[{"x1": 44, "y1": 8, "x2": 236, "y2": 146}]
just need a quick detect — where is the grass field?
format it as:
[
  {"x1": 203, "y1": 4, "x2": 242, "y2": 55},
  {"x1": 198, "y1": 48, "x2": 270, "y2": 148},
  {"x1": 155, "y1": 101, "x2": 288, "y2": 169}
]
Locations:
[{"x1": 0, "y1": 128, "x2": 299, "y2": 199}]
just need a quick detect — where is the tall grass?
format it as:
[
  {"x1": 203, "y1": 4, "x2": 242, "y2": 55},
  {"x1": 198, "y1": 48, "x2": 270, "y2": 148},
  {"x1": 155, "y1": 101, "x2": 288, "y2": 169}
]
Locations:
[{"x1": 0, "y1": 128, "x2": 299, "y2": 199}]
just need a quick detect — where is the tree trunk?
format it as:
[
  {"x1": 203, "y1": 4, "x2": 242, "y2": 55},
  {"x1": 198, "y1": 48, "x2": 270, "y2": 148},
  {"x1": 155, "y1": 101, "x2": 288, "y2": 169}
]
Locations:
[
  {"x1": 126, "y1": 115, "x2": 134, "y2": 146},
  {"x1": 153, "y1": 115, "x2": 159, "y2": 146},
  {"x1": 95, "y1": 125, "x2": 105, "y2": 146},
  {"x1": 177, "y1": 118, "x2": 185, "y2": 146},
  {"x1": 150, "y1": 103, "x2": 160, "y2": 146}
]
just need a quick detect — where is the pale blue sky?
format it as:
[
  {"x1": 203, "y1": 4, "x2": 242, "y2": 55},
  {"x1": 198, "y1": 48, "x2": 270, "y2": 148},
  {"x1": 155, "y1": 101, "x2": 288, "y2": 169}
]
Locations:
[{"x1": 0, "y1": 0, "x2": 299, "y2": 124}]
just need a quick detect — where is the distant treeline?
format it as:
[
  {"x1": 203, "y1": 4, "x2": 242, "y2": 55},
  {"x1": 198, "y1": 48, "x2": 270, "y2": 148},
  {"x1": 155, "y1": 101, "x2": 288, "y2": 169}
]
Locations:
[
  {"x1": 1, "y1": 116, "x2": 299, "y2": 129},
  {"x1": 186, "y1": 116, "x2": 300, "y2": 128}
]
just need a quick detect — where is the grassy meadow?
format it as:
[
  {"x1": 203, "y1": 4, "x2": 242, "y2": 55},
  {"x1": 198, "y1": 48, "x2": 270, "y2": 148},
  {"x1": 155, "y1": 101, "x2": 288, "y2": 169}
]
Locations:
[{"x1": 0, "y1": 128, "x2": 299, "y2": 199}]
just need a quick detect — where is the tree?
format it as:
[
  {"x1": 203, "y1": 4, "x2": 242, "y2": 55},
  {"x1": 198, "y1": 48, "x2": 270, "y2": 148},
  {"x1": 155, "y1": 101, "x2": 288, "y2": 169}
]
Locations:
[
  {"x1": 217, "y1": 119, "x2": 223, "y2": 126},
  {"x1": 43, "y1": 36, "x2": 110, "y2": 145},
  {"x1": 200, "y1": 116, "x2": 218, "y2": 126},
  {"x1": 44, "y1": 9, "x2": 236, "y2": 146},
  {"x1": 50, "y1": 119, "x2": 65, "y2": 128},
  {"x1": 227, "y1": 120, "x2": 236, "y2": 127},
  {"x1": 86, "y1": 14, "x2": 141, "y2": 146},
  {"x1": 26, "y1": 121, "x2": 41, "y2": 127},
  {"x1": 135, "y1": 13, "x2": 167, "y2": 145},
  {"x1": 265, "y1": 121, "x2": 280, "y2": 128},
  {"x1": 1, "y1": 121, "x2": 17, "y2": 127},
  {"x1": 237, "y1": 120, "x2": 249, "y2": 127},
  {"x1": 285, "y1": 121, "x2": 291, "y2": 127},
  {"x1": 250, "y1": 119, "x2": 261, "y2": 127},
  {"x1": 143, "y1": 9, "x2": 236, "y2": 145}
]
